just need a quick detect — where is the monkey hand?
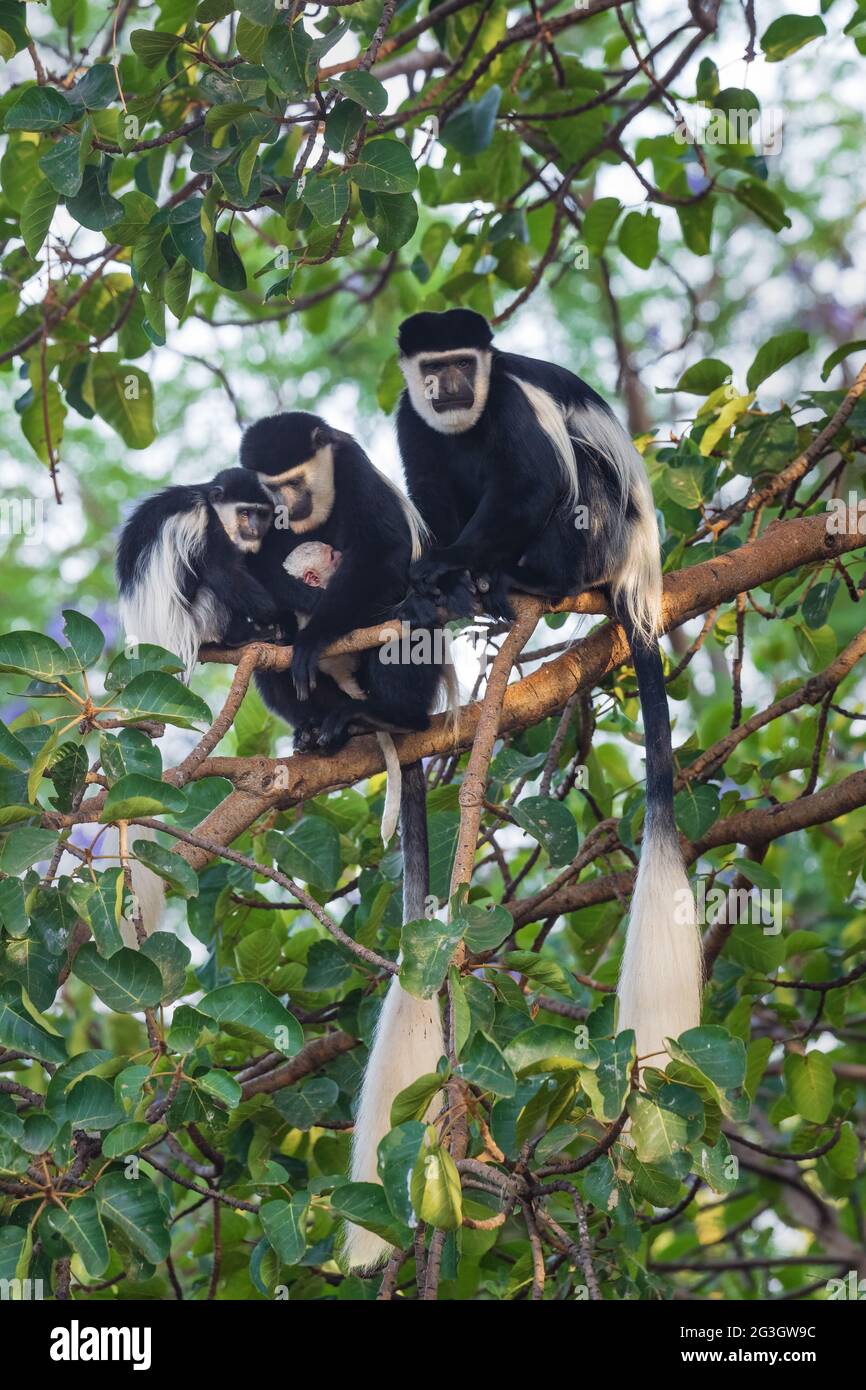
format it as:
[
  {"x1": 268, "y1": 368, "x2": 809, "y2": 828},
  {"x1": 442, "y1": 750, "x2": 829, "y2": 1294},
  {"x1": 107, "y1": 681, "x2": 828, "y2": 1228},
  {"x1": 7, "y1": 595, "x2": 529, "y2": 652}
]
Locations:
[
  {"x1": 474, "y1": 572, "x2": 515, "y2": 621},
  {"x1": 410, "y1": 549, "x2": 459, "y2": 588},
  {"x1": 290, "y1": 632, "x2": 322, "y2": 700}
]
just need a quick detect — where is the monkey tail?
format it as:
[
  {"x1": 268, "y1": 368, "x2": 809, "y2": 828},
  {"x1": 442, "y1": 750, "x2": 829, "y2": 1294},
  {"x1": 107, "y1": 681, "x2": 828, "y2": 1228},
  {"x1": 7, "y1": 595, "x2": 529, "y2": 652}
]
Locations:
[
  {"x1": 616, "y1": 615, "x2": 703, "y2": 1067},
  {"x1": 87, "y1": 825, "x2": 166, "y2": 947},
  {"x1": 343, "y1": 761, "x2": 445, "y2": 1272},
  {"x1": 376, "y1": 733, "x2": 402, "y2": 845}
]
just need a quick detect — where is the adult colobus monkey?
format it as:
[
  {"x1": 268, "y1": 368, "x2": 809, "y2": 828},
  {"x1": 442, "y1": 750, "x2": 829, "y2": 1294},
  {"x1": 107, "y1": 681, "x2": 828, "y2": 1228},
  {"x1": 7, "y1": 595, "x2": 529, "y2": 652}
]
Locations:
[
  {"x1": 396, "y1": 308, "x2": 702, "y2": 1069},
  {"x1": 117, "y1": 469, "x2": 280, "y2": 680},
  {"x1": 239, "y1": 414, "x2": 451, "y2": 1270}
]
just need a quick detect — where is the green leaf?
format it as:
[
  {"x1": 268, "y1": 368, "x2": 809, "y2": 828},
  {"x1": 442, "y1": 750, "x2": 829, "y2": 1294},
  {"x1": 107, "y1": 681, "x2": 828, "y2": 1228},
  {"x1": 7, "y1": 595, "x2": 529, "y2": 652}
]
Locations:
[
  {"x1": 0, "y1": 828, "x2": 59, "y2": 874},
  {"x1": 272, "y1": 816, "x2": 341, "y2": 890},
  {"x1": 511, "y1": 795, "x2": 578, "y2": 866},
  {"x1": 66, "y1": 161, "x2": 125, "y2": 231},
  {"x1": 377, "y1": 1121, "x2": 425, "y2": 1224},
  {"x1": 95, "y1": 1171, "x2": 170, "y2": 1263},
  {"x1": 45, "y1": 1196, "x2": 109, "y2": 1276},
  {"x1": 198, "y1": 982, "x2": 304, "y2": 1055},
  {"x1": 0, "y1": 879, "x2": 27, "y2": 937},
  {"x1": 238, "y1": 0, "x2": 279, "y2": 28},
  {"x1": 0, "y1": 982, "x2": 66, "y2": 1063},
  {"x1": 141, "y1": 931, "x2": 191, "y2": 1003},
  {"x1": 442, "y1": 85, "x2": 501, "y2": 154},
  {"x1": 91, "y1": 356, "x2": 155, "y2": 449},
  {"x1": 591, "y1": 1032, "x2": 635, "y2": 1121},
  {"x1": 674, "y1": 783, "x2": 719, "y2": 839},
  {"x1": 410, "y1": 1138, "x2": 462, "y2": 1229},
  {"x1": 20, "y1": 178, "x2": 57, "y2": 256},
  {"x1": 131, "y1": 836, "x2": 198, "y2": 898},
  {"x1": 21, "y1": 380, "x2": 65, "y2": 465},
  {"x1": 627, "y1": 1093, "x2": 690, "y2": 1163},
  {"x1": 129, "y1": 29, "x2": 183, "y2": 68},
  {"x1": 821, "y1": 339, "x2": 866, "y2": 381},
  {"x1": 504, "y1": 1024, "x2": 587, "y2": 1074},
  {"x1": 67, "y1": 870, "x2": 125, "y2": 957},
  {"x1": 62, "y1": 609, "x2": 104, "y2": 669},
  {"x1": 274, "y1": 1077, "x2": 339, "y2": 1129},
  {"x1": 783, "y1": 1050, "x2": 834, "y2": 1124},
  {"x1": 329, "y1": 1182, "x2": 410, "y2": 1251},
  {"x1": 100, "y1": 773, "x2": 187, "y2": 821},
  {"x1": 74, "y1": 62, "x2": 118, "y2": 110},
  {"x1": 761, "y1": 13, "x2": 826, "y2": 62},
  {"x1": 358, "y1": 190, "x2": 418, "y2": 251},
  {"x1": 71, "y1": 943, "x2": 165, "y2": 1012},
  {"x1": 324, "y1": 99, "x2": 365, "y2": 154},
  {"x1": 0, "y1": 933, "x2": 59, "y2": 1011},
  {"x1": 102, "y1": 1121, "x2": 152, "y2": 1158},
  {"x1": 164, "y1": 256, "x2": 192, "y2": 321},
  {"x1": 674, "y1": 359, "x2": 732, "y2": 395},
  {"x1": 400, "y1": 917, "x2": 462, "y2": 999},
  {"x1": 39, "y1": 134, "x2": 84, "y2": 196},
  {"x1": 351, "y1": 139, "x2": 418, "y2": 194},
  {"x1": 582, "y1": 196, "x2": 620, "y2": 256},
  {"x1": 302, "y1": 171, "x2": 350, "y2": 225},
  {"x1": 733, "y1": 178, "x2": 791, "y2": 233},
  {"x1": 261, "y1": 1193, "x2": 309, "y2": 1262},
  {"x1": 0, "y1": 630, "x2": 74, "y2": 680},
  {"x1": 197, "y1": 1068, "x2": 243, "y2": 1109},
  {"x1": 262, "y1": 21, "x2": 310, "y2": 94},
  {"x1": 458, "y1": 901, "x2": 512, "y2": 954},
  {"x1": 116, "y1": 671, "x2": 212, "y2": 729},
  {"x1": 746, "y1": 331, "x2": 810, "y2": 391},
  {"x1": 669, "y1": 1026, "x2": 746, "y2": 1090},
  {"x1": 390, "y1": 1070, "x2": 443, "y2": 1127},
  {"x1": 332, "y1": 71, "x2": 387, "y2": 114},
  {"x1": 0, "y1": 718, "x2": 30, "y2": 772},
  {"x1": 5, "y1": 86, "x2": 74, "y2": 132},
  {"x1": 618, "y1": 209, "x2": 660, "y2": 270},
  {"x1": 65, "y1": 1075, "x2": 123, "y2": 1129},
  {"x1": 455, "y1": 1032, "x2": 516, "y2": 1097}
]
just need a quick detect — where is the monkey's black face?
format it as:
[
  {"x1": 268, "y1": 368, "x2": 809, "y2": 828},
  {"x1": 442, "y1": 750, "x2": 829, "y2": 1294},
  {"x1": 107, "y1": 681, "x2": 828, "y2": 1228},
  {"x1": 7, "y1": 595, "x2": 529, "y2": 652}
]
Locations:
[
  {"x1": 400, "y1": 345, "x2": 492, "y2": 434},
  {"x1": 421, "y1": 355, "x2": 478, "y2": 413},
  {"x1": 262, "y1": 474, "x2": 314, "y2": 524},
  {"x1": 235, "y1": 504, "x2": 272, "y2": 543}
]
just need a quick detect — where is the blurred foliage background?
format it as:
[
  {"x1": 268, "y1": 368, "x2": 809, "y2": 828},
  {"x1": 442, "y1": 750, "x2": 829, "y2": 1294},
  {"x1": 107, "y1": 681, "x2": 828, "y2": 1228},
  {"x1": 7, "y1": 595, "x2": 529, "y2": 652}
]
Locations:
[{"x1": 0, "y1": 0, "x2": 865, "y2": 1304}]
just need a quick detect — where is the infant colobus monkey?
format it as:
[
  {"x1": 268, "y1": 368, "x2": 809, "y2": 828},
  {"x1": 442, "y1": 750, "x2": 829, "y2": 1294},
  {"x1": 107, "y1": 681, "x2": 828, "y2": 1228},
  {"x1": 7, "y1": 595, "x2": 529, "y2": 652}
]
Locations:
[
  {"x1": 282, "y1": 540, "x2": 403, "y2": 843},
  {"x1": 396, "y1": 307, "x2": 702, "y2": 1073},
  {"x1": 117, "y1": 469, "x2": 280, "y2": 679}
]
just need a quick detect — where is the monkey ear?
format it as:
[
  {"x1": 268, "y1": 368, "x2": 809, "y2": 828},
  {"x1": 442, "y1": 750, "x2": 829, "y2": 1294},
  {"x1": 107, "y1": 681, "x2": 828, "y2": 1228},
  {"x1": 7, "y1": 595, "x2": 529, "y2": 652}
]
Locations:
[
  {"x1": 311, "y1": 424, "x2": 333, "y2": 450},
  {"x1": 208, "y1": 486, "x2": 224, "y2": 504}
]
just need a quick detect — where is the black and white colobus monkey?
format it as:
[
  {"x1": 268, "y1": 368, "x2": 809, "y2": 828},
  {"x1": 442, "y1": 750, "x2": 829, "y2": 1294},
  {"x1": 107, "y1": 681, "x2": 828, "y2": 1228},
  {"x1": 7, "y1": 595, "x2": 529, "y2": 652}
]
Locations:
[
  {"x1": 116, "y1": 468, "x2": 281, "y2": 680},
  {"x1": 237, "y1": 413, "x2": 450, "y2": 1273},
  {"x1": 396, "y1": 308, "x2": 702, "y2": 1073}
]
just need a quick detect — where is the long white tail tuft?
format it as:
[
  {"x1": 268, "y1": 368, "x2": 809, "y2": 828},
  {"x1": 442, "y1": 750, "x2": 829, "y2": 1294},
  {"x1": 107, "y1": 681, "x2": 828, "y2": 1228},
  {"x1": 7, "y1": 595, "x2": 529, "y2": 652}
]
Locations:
[
  {"x1": 617, "y1": 820, "x2": 703, "y2": 1065},
  {"x1": 376, "y1": 733, "x2": 402, "y2": 845},
  {"x1": 92, "y1": 825, "x2": 166, "y2": 947},
  {"x1": 343, "y1": 761, "x2": 443, "y2": 1272},
  {"x1": 342, "y1": 978, "x2": 444, "y2": 1271}
]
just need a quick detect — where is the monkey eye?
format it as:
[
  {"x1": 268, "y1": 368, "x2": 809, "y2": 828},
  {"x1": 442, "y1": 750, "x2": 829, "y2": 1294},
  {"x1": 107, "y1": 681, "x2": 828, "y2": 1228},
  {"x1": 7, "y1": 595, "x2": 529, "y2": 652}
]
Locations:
[
  {"x1": 457, "y1": 357, "x2": 473, "y2": 369},
  {"x1": 239, "y1": 508, "x2": 249, "y2": 520}
]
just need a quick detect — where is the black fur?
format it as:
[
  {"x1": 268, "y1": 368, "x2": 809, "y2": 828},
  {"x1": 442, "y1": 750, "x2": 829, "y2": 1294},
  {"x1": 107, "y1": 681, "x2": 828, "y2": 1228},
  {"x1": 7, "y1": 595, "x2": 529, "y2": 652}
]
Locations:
[
  {"x1": 398, "y1": 308, "x2": 493, "y2": 357},
  {"x1": 241, "y1": 411, "x2": 445, "y2": 750},
  {"x1": 397, "y1": 347, "x2": 636, "y2": 614},
  {"x1": 116, "y1": 468, "x2": 280, "y2": 648}
]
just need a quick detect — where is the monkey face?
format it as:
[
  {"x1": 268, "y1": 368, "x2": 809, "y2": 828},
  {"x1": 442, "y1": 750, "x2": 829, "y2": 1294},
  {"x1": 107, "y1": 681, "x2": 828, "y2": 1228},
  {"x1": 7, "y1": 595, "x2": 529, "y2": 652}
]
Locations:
[
  {"x1": 284, "y1": 541, "x2": 342, "y2": 588},
  {"x1": 210, "y1": 493, "x2": 273, "y2": 552},
  {"x1": 422, "y1": 355, "x2": 478, "y2": 413},
  {"x1": 259, "y1": 438, "x2": 336, "y2": 535},
  {"x1": 400, "y1": 347, "x2": 492, "y2": 434}
]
